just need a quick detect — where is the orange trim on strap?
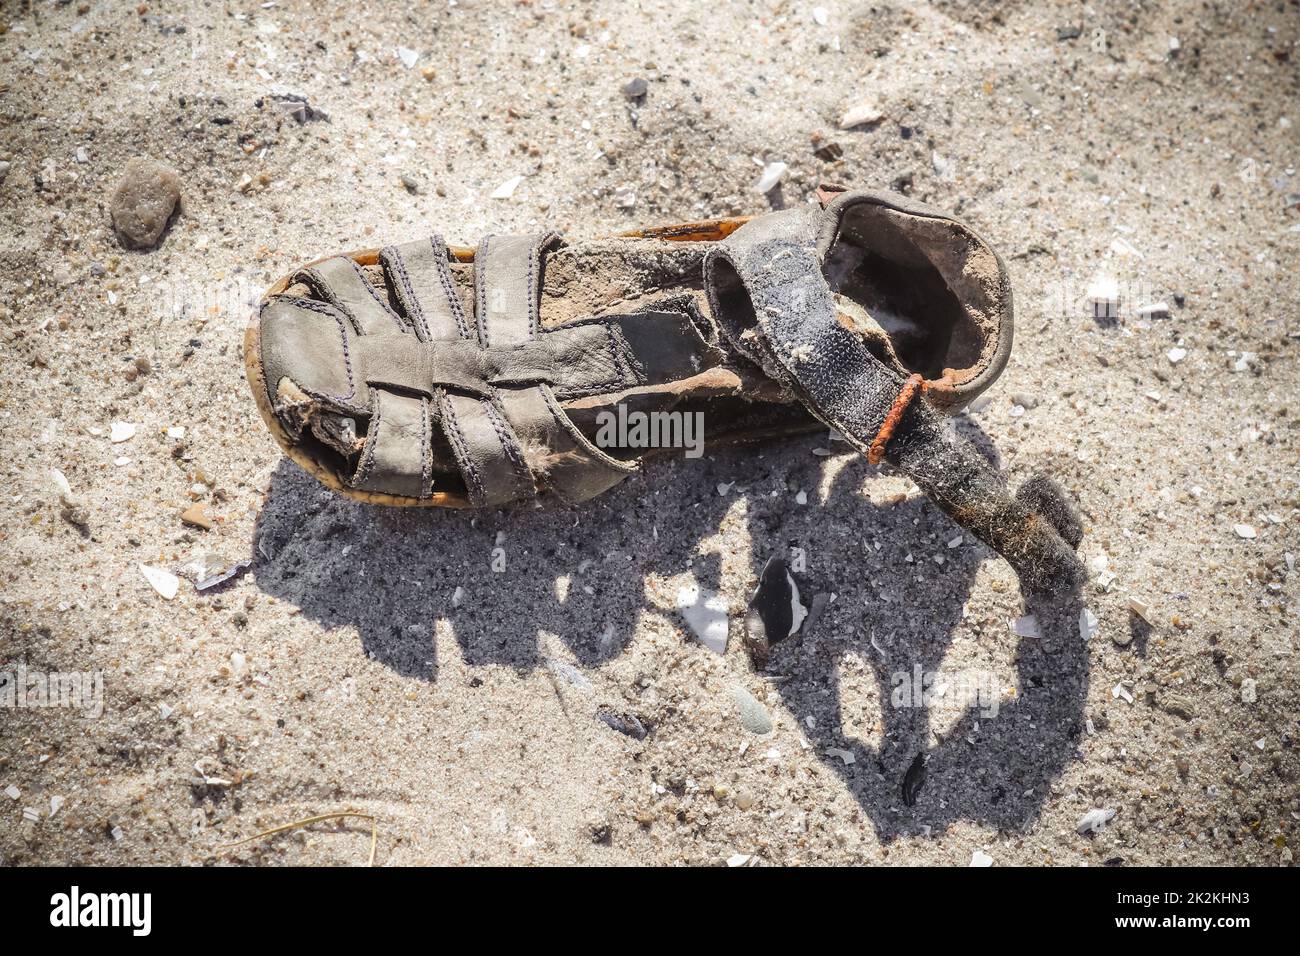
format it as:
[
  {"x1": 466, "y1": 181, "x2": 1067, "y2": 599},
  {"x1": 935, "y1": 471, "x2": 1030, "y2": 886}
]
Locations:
[{"x1": 867, "y1": 374, "x2": 927, "y2": 465}]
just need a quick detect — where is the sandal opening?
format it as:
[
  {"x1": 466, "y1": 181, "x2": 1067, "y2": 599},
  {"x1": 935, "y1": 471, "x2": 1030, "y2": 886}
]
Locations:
[{"x1": 827, "y1": 200, "x2": 1008, "y2": 389}]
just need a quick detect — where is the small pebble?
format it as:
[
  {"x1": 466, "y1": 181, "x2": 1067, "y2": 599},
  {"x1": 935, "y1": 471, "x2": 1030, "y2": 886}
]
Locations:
[
  {"x1": 729, "y1": 683, "x2": 773, "y2": 735},
  {"x1": 110, "y1": 158, "x2": 181, "y2": 249}
]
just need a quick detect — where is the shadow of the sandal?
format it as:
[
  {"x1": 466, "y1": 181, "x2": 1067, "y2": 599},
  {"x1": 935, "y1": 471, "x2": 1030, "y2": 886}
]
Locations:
[{"x1": 250, "y1": 415, "x2": 1087, "y2": 844}]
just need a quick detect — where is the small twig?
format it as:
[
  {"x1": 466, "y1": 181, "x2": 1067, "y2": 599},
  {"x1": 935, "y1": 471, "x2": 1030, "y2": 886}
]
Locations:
[{"x1": 217, "y1": 812, "x2": 378, "y2": 866}]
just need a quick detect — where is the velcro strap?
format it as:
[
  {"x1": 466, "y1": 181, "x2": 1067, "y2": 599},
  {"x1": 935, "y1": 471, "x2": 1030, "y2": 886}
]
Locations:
[
  {"x1": 703, "y1": 211, "x2": 1083, "y2": 594},
  {"x1": 352, "y1": 309, "x2": 719, "y2": 402}
]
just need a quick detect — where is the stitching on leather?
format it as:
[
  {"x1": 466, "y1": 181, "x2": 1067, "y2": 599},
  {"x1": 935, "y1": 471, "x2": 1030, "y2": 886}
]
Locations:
[
  {"x1": 344, "y1": 257, "x2": 408, "y2": 333},
  {"x1": 527, "y1": 234, "x2": 558, "y2": 341},
  {"x1": 438, "y1": 395, "x2": 486, "y2": 506},
  {"x1": 264, "y1": 295, "x2": 360, "y2": 406},
  {"x1": 475, "y1": 235, "x2": 492, "y2": 348},
  {"x1": 352, "y1": 391, "x2": 384, "y2": 486},
  {"x1": 534, "y1": 318, "x2": 634, "y2": 399},
  {"x1": 482, "y1": 391, "x2": 534, "y2": 492},
  {"x1": 300, "y1": 266, "x2": 365, "y2": 336},
  {"x1": 539, "y1": 384, "x2": 636, "y2": 475},
  {"x1": 430, "y1": 234, "x2": 472, "y2": 340},
  {"x1": 381, "y1": 246, "x2": 429, "y2": 342},
  {"x1": 420, "y1": 395, "x2": 432, "y2": 497}
]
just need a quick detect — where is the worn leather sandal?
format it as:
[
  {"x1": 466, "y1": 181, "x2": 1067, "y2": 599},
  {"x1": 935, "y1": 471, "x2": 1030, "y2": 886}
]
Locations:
[{"x1": 245, "y1": 186, "x2": 1082, "y2": 593}]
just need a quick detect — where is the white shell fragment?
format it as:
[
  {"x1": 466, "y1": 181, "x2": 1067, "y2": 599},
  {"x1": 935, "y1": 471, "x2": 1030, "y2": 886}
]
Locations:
[
  {"x1": 825, "y1": 747, "x2": 856, "y2": 766},
  {"x1": 931, "y1": 150, "x2": 955, "y2": 181},
  {"x1": 1012, "y1": 614, "x2": 1042, "y2": 639},
  {"x1": 50, "y1": 468, "x2": 73, "y2": 500},
  {"x1": 727, "y1": 852, "x2": 753, "y2": 867},
  {"x1": 839, "y1": 102, "x2": 884, "y2": 129},
  {"x1": 677, "y1": 582, "x2": 730, "y2": 654},
  {"x1": 1079, "y1": 607, "x2": 1100, "y2": 641},
  {"x1": 1077, "y1": 807, "x2": 1117, "y2": 835},
  {"x1": 754, "y1": 161, "x2": 788, "y2": 194},
  {"x1": 1234, "y1": 524, "x2": 1257, "y2": 539},
  {"x1": 1127, "y1": 596, "x2": 1153, "y2": 624},
  {"x1": 396, "y1": 46, "x2": 419, "y2": 69},
  {"x1": 1136, "y1": 301, "x2": 1170, "y2": 318},
  {"x1": 1167, "y1": 347, "x2": 1187, "y2": 363},
  {"x1": 490, "y1": 175, "x2": 524, "y2": 200},
  {"x1": 109, "y1": 421, "x2": 136, "y2": 443},
  {"x1": 138, "y1": 563, "x2": 180, "y2": 600},
  {"x1": 970, "y1": 849, "x2": 994, "y2": 867}
]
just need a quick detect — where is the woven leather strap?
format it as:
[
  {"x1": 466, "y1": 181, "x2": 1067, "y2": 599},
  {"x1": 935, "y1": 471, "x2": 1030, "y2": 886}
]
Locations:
[{"x1": 260, "y1": 234, "x2": 723, "y2": 505}]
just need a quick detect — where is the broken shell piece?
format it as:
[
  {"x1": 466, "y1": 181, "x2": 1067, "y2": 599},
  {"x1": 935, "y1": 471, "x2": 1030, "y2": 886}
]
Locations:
[
  {"x1": 1234, "y1": 523, "x2": 1257, "y2": 539},
  {"x1": 676, "y1": 581, "x2": 730, "y2": 654},
  {"x1": 1167, "y1": 347, "x2": 1187, "y2": 363},
  {"x1": 1135, "y1": 301, "x2": 1169, "y2": 319},
  {"x1": 597, "y1": 709, "x2": 647, "y2": 740},
  {"x1": 1079, "y1": 607, "x2": 1100, "y2": 641},
  {"x1": 1077, "y1": 807, "x2": 1116, "y2": 835},
  {"x1": 176, "y1": 552, "x2": 250, "y2": 591},
  {"x1": 1011, "y1": 614, "x2": 1042, "y2": 639},
  {"x1": 1127, "y1": 596, "x2": 1153, "y2": 625},
  {"x1": 50, "y1": 468, "x2": 73, "y2": 501},
  {"x1": 180, "y1": 502, "x2": 214, "y2": 530},
  {"x1": 754, "y1": 161, "x2": 788, "y2": 194},
  {"x1": 743, "y1": 556, "x2": 807, "y2": 666},
  {"x1": 191, "y1": 758, "x2": 233, "y2": 788},
  {"x1": 138, "y1": 563, "x2": 179, "y2": 600},
  {"x1": 970, "y1": 849, "x2": 994, "y2": 867},
  {"x1": 839, "y1": 101, "x2": 885, "y2": 129},
  {"x1": 825, "y1": 747, "x2": 855, "y2": 766},
  {"x1": 109, "y1": 421, "x2": 136, "y2": 443},
  {"x1": 490, "y1": 175, "x2": 524, "y2": 200}
]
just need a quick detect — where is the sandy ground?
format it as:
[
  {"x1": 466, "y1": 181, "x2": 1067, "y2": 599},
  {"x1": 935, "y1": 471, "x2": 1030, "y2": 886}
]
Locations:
[{"x1": 1, "y1": 0, "x2": 1297, "y2": 866}]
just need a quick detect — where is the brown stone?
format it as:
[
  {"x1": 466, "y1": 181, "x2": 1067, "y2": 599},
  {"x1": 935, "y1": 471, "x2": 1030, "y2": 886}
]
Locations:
[{"x1": 110, "y1": 158, "x2": 181, "y2": 249}]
